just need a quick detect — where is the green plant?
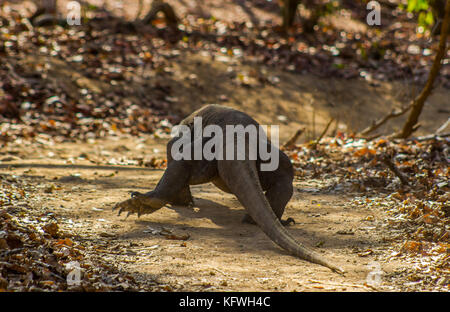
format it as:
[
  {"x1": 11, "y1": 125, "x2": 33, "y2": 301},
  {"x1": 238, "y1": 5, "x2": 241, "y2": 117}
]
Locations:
[{"x1": 404, "y1": 0, "x2": 435, "y2": 29}]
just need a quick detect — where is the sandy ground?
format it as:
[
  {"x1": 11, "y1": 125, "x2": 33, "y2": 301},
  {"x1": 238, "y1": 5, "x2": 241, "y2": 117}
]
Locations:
[
  {"x1": 2, "y1": 0, "x2": 449, "y2": 292},
  {"x1": 0, "y1": 135, "x2": 413, "y2": 291},
  {"x1": 3, "y1": 50, "x2": 449, "y2": 292}
]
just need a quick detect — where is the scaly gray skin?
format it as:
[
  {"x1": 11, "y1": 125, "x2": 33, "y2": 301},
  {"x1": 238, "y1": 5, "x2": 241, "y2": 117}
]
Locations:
[{"x1": 113, "y1": 105, "x2": 345, "y2": 274}]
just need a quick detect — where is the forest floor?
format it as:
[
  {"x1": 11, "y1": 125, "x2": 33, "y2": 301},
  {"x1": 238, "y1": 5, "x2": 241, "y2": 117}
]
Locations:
[
  {"x1": 0, "y1": 0, "x2": 449, "y2": 292},
  {"x1": 1, "y1": 126, "x2": 448, "y2": 292}
]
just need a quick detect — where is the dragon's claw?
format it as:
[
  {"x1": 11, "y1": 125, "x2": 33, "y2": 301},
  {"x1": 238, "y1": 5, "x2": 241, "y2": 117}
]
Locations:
[
  {"x1": 130, "y1": 191, "x2": 143, "y2": 198},
  {"x1": 281, "y1": 217, "x2": 296, "y2": 226},
  {"x1": 113, "y1": 193, "x2": 166, "y2": 218}
]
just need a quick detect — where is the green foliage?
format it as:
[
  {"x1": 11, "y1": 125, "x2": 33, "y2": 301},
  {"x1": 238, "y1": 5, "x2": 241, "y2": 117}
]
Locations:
[
  {"x1": 85, "y1": 4, "x2": 99, "y2": 11},
  {"x1": 323, "y1": 0, "x2": 340, "y2": 15},
  {"x1": 407, "y1": 0, "x2": 430, "y2": 12},
  {"x1": 405, "y1": 0, "x2": 435, "y2": 29}
]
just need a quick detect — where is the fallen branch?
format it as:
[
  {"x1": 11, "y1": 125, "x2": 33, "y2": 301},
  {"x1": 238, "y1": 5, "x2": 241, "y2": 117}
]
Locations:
[
  {"x1": 136, "y1": 0, "x2": 144, "y2": 20},
  {"x1": 282, "y1": 127, "x2": 306, "y2": 149},
  {"x1": 358, "y1": 104, "x2": 412, "y2": 137},
  {"x1": 436, "y1": 117, "x2": 450, "y2": 134},
  {"x1": 411, "y1": 131, "x2": 450, "y2": 142},
  {"x1": 317, "y1": 118, "x2": 334, "y2": 142},
  {"x1": 363, "y1": 133, "x2": 383, "y2": 142},
  {"x1": 310, "y1": 118, "x2": 334, "y2": 148},
  {"x1": 379, "y1": 155, "x2": 409, "y2": 186},
  {"x1": 407, "y1": 118, "x2": 450, "y2": 142},
  {"x1": 4, "y1": 62, "x2": 27, "y2": 85},
  {"x1": 307, "y1": 279, "x2": 380, "y2": 291}
]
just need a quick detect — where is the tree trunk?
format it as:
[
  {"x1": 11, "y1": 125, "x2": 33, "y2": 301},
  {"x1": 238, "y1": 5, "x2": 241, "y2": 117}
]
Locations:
[
  {"x1": 281, "y1": 0, "x2": 301, "y2": 30},
  {"x1": 31, "y1": 0, "x2": 58, "y2": 26},
  {"x1": 430, "y1": 0, "x2": 450, "y2": 35},
  {"x1": 394, "y1": 0, "x2": 450, "y2": 139},
  {"x1": 31, "y1": 0, "x2": 57, "y2": 17},
  {"x1": 36, "y1": 0, "x2": 57, "y2": 13}
]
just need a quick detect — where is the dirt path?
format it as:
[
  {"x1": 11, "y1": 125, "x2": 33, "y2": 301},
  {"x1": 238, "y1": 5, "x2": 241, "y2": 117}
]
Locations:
[
  {"x1": 1, "y1": 136, "x2": 414, "y2": 291},
  {"x1": 2, "y1": 0, "x2": 448, "y2": 292}
]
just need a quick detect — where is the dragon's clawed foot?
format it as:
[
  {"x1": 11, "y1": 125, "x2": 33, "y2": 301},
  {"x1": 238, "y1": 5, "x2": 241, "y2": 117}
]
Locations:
[
  {"x1": 242, "y1": 214, "x2": 295, "y2": 227},
  {"x1": 113, "y1": 192, "x2": 166, "y2": 218},
  {"x1": 281, "y1": 217, "x2": 295, "y2": 226}
]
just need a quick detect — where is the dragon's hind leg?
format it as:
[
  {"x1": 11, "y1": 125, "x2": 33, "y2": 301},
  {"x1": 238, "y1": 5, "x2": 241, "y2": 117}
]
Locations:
[{"x1": 241, "y1": 178, "x2": 294, "y2": 226}]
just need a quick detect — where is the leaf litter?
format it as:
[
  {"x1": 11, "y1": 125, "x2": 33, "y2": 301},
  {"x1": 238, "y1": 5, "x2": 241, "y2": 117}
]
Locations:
[
  {"x1": 0, "y1": 174, "x2": 174, "y2": 291},
  {"x1": 0, "y1": 0, "x2": 449, "y2": 291},
  {"x1": 284, "y1": 133, "x2": 449, "y2": 291}
]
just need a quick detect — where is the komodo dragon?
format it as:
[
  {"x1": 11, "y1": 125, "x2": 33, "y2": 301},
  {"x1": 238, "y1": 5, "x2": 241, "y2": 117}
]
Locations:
[{"x1": 113, "y1": 104, "x2": 345, "y2": 273}]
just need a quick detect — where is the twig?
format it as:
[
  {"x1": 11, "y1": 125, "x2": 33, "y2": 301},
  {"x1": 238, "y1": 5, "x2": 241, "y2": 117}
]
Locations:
[
  {"x1": 363, "y1": 283, "x2": 381, "y2": 292},
  {"x1": 312, "y1": 105, "x2": 316, "y2": 140},
  {"x1": 282, "y1": 127, "x2": 306, "y2": 149},
  {"x1": 411, "y1": 131, "x2": 450, "y2": 142},
  {"x1": 4, "y1": 62, "x2": 27, "y2": 85},
  {"x1": 358, "y1": 104, "x2": 412, "y2": 137},
  {"x1": 307, "y1": 118, "x2": 334, "y2": 150},
  {"x1": 363, "y1": 133, "x2": 383, "y2": 141},
  {"x1": 136, "y1": 0, "x2": 144, "y2": 20},
  {"x1": 307, "y1": 279, "x2": 377, "y2": 290},
  {"x1": 0, "y1": 248, "x2": 25, "y2": 257},
  {"x1": 436, "y1": 118, "x2": 450, "y2": 134},
  {"x1": 316, "y1": 118, "x2": 334, "y2": 143},
  {"x1": 213, "y1": 268, "x2": 228, "y2": 276},
  {"x1": 379, "y1": 155, "x2": 409, "y2": 186},
  {"x1": 331, "y1": 116, "x2": 340, "y2": 137}
]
